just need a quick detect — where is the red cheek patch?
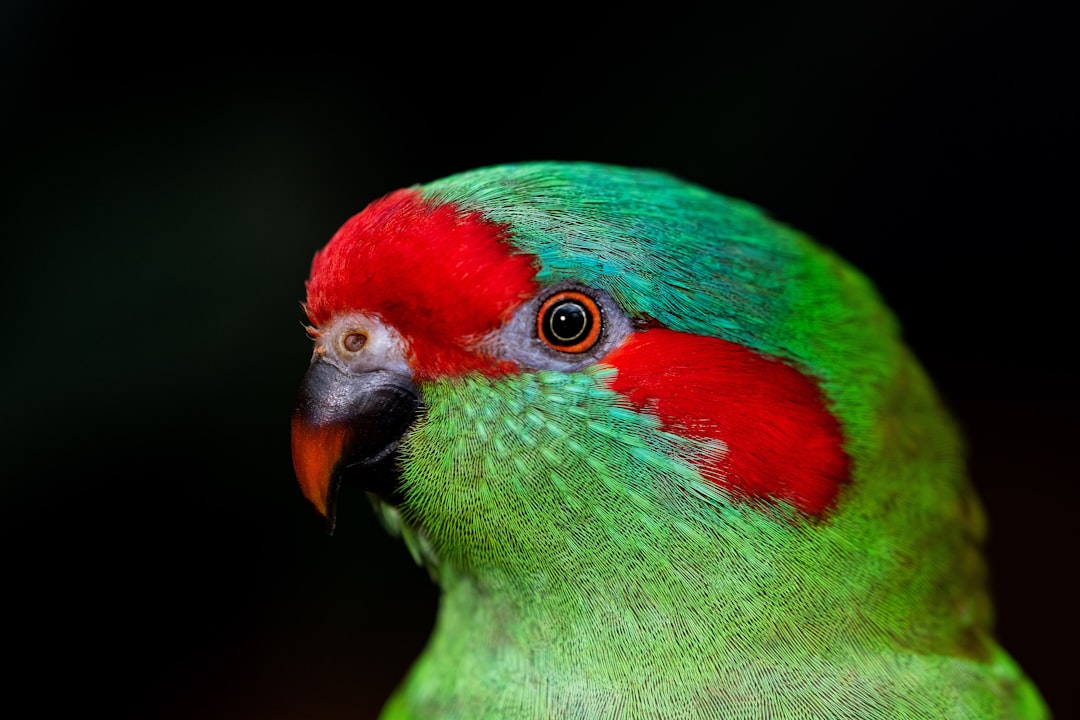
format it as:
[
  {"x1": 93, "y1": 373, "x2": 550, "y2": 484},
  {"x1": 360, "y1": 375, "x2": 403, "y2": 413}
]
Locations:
[{"x1": 603, "y1": 329, "x2": 851, "y2": 518}]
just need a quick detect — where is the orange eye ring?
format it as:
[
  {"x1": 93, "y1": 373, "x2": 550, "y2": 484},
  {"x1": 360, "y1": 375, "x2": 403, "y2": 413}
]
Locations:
[{"x1": 536, "y1": 290, "x2": 602, "y2": 353}]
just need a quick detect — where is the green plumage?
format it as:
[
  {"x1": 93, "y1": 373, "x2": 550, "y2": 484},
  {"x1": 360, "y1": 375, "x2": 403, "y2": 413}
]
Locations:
[{"x1": 361, "y1": 163, "x2": 1047, "y2": 718}]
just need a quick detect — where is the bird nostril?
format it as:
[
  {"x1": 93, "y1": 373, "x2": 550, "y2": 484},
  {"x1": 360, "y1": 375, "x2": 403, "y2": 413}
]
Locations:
[{"x1": 343, "y1": 331, "x2": 368, "y2": 352}]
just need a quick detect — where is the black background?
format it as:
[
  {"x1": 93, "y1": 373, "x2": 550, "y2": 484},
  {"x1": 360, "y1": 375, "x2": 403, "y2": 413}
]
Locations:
[{"x1": 2, "y1": 2, "x2": 1074, "y2": 718}]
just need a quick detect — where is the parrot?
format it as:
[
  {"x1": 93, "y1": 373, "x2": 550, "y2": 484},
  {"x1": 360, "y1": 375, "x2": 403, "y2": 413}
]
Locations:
[{"x1": 290, "y1": 161, "x2": 1049, "y2": 719}]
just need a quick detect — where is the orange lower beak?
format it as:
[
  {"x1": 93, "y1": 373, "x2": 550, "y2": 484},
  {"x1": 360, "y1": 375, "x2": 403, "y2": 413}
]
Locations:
[{"x1": 290, "y1": 415, "x2": 351, "y2": 520}]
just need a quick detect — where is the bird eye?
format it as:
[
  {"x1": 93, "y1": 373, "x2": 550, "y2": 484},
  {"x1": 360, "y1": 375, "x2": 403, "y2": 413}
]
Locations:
[{"x1": 536, "y1": 290, "x2": 602, "y2": 353}]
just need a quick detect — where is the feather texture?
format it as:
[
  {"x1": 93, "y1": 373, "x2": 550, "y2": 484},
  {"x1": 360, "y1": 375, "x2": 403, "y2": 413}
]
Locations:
[{"x1": 300, "y1": 162, "x2": 1048, "y2": 718}]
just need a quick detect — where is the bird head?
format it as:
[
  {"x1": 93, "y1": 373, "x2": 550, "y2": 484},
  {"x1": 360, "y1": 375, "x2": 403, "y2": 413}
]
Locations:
[{"x1": 291, "y1": 162, "x2": 975, "y2": 631}]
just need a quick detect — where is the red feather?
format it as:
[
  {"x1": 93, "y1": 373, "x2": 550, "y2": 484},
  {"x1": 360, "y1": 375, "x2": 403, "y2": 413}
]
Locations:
[
  {"x1": 603, "y1": 329, "x2": 851, "y2": 517},
  {"x1": 305, "y1": 189, "x2": 539, "y2": 377}
]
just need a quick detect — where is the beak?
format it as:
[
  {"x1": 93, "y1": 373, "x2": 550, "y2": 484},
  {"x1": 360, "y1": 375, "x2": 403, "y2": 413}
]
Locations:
[{"x1": 291, "y1": 358, "x2": 420, "y2": 533}]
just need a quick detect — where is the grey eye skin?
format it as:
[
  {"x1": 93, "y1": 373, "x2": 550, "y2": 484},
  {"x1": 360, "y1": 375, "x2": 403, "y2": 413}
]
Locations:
[{"x1": 495, "y1": 282, "x2": 635, "y2": 372}]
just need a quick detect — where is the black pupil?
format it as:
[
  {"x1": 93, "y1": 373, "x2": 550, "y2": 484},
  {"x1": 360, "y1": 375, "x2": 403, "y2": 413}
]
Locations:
[{"x1": 544, "y1": 301, "x2": 591, "y2": 346}]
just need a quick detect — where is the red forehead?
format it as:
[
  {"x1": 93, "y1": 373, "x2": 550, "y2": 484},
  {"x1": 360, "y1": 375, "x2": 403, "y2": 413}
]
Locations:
[{"x1": 305, "y1": 189, "x2": 539, "y2": 377}]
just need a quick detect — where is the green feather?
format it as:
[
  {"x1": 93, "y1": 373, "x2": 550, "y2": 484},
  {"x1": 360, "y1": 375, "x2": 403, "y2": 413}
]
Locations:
[{"x1": 360, "y1": 163, "x2": 1050, "y2": 718}]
